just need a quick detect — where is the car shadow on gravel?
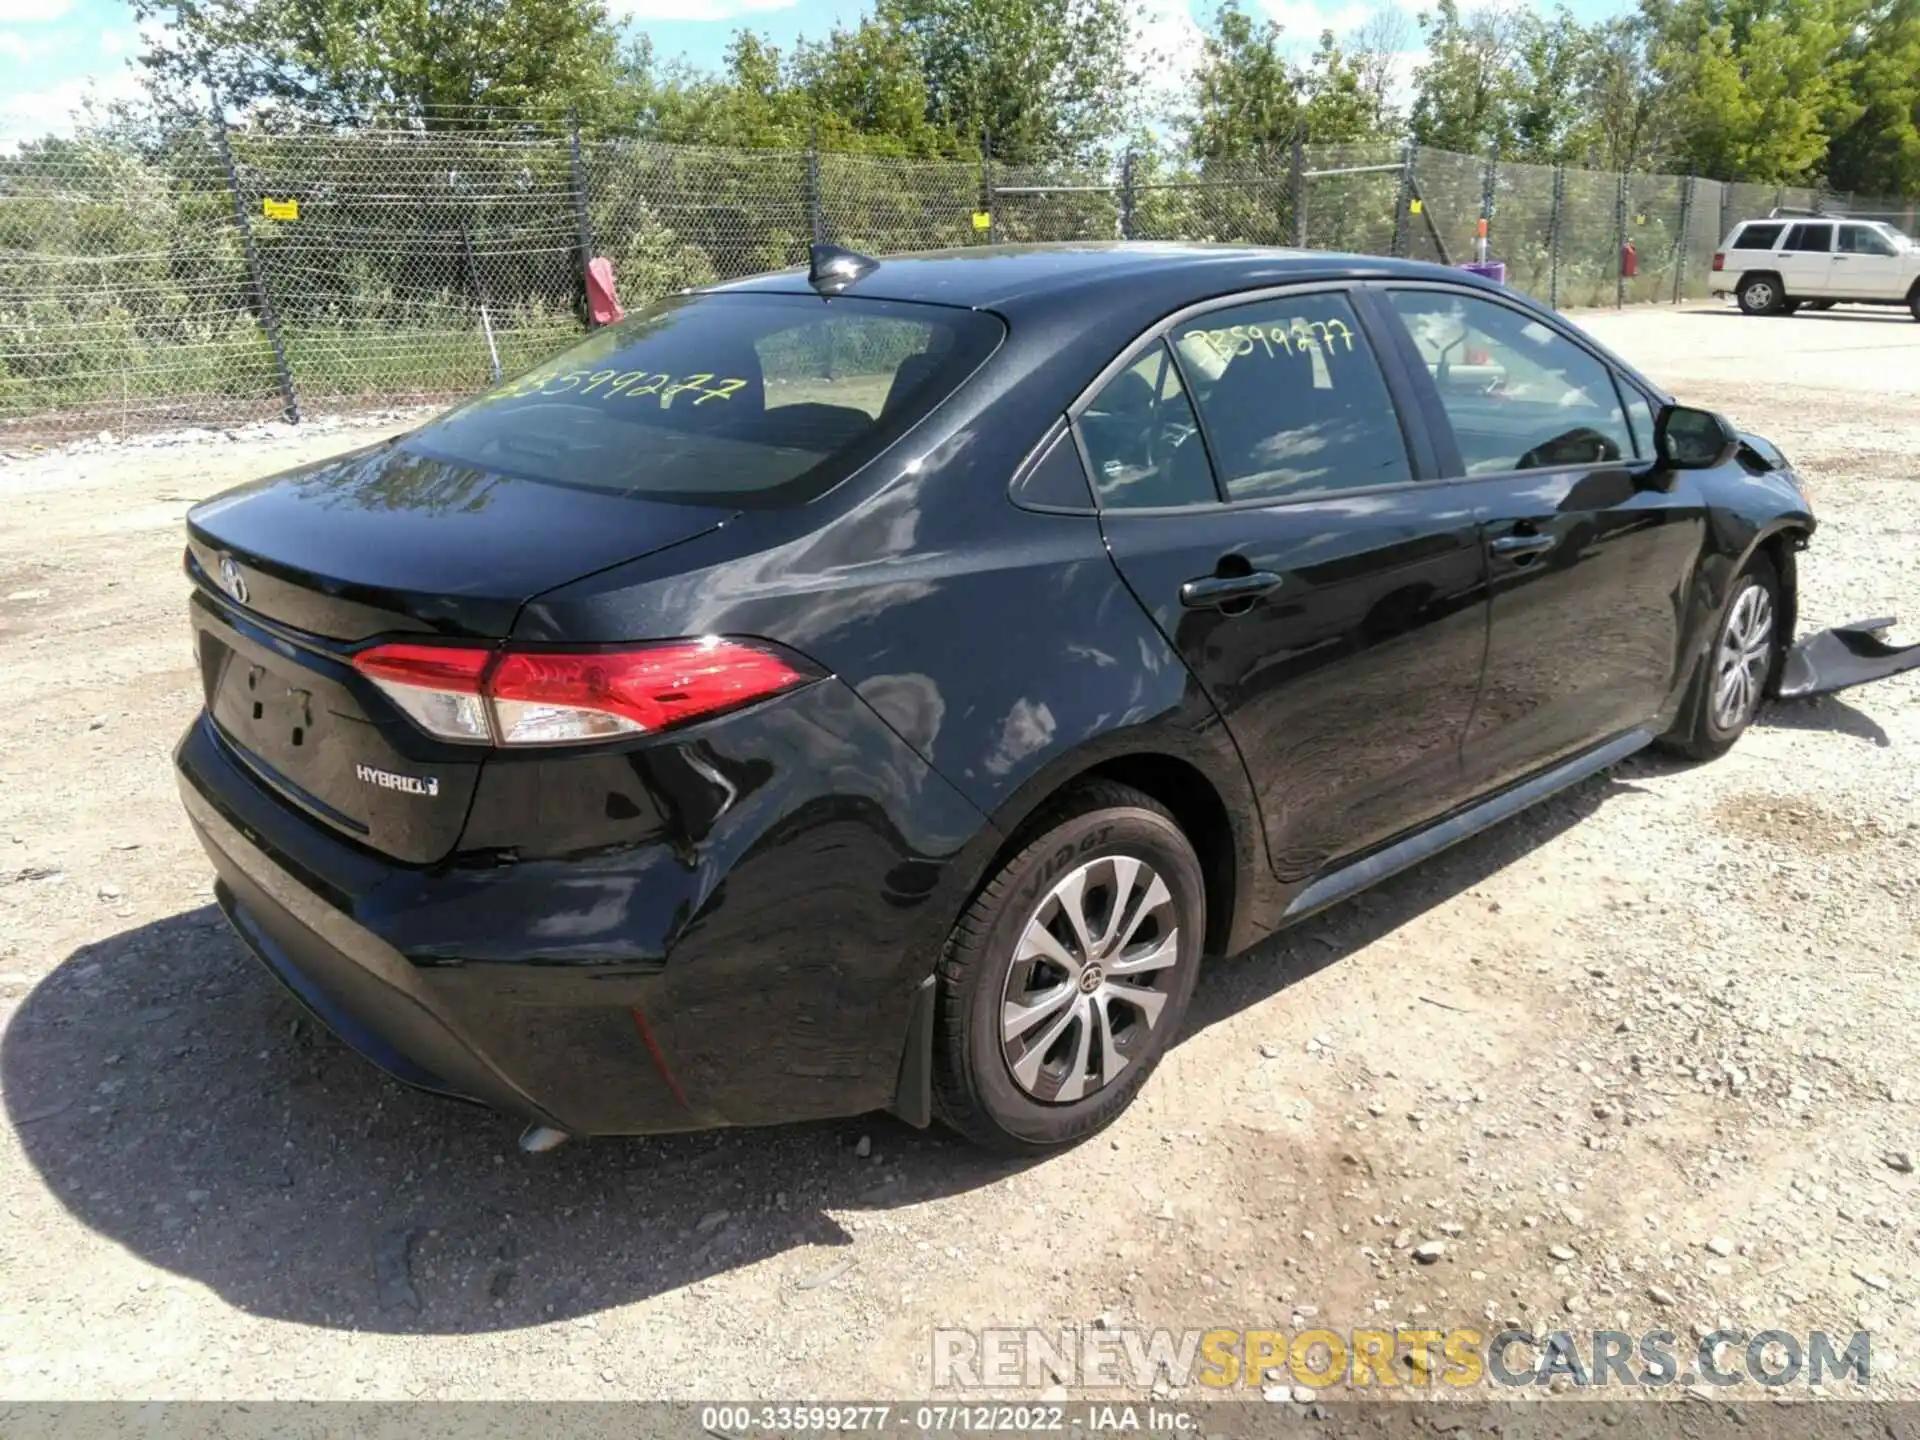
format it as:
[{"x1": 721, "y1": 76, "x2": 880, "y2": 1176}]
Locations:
[
  {"x1": 2, "y1": 907, "x2": 1037, "y2": 1335},
  {"x1": 1186, "y1": 767, "x2": 1638, "y2": 1034},
  {"x1": 1759, "y1": 691, "x2": 1890, "y2": 746},
  {"x1": 4, "y1": 768, "x2": 1643, "y2": 1338},
  {"x1": 1691, "y1": 308, "x2": 1918, "y2": 324}
]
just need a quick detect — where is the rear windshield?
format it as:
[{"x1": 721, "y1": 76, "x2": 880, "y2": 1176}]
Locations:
[{"x1": 404, "y1": 292, "x2": 1003, "y2": 507}]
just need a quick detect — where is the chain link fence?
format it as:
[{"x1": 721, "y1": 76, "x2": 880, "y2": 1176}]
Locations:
[{"x1": 3, "y1": 116, "x2": 1914, "y2": 441}]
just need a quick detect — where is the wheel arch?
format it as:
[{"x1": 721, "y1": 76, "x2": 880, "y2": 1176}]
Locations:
[
  {"x1": 1750, "y1": 523, "x2": 1809, "y2": 690},
  {"x1": 970, "y1": 741, "x2": 1269, "y2": 962},
  {"x1": 887, "y1": 733, "x2": 1274, "y2": 1127},
  {"x1": 1736, "y1": 269, "x2": 1786, "y2": 305}
]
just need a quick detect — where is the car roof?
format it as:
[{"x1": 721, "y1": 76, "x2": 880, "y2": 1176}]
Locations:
[{"x1": 705, "y1": 241, "x2": 1503, "y2": 317}]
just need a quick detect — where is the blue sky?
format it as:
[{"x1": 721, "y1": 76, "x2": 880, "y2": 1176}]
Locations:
[{"x1": 0, "y1": 0, "x2": 1629, "y2": 145}]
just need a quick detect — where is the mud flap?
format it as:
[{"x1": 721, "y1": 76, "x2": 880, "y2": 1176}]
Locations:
[{"x1": 1777, "y1": 617, "x2": 1920, "y2": 699}]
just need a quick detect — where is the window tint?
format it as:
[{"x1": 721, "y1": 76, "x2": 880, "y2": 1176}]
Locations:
[
  {"x1": 1386, "y1": 290, "x2": 1630, "y2": 475},
  {"x1": 1620, "y1": 385, "x2": 1656, "y2": 460},
  {"x1": 1731, "y1": 223, "x2": 1783, "y2": 249},
  {"x1": 1784, "y1": 223, "x2": 1832, "y2": 253},
  {"x1": 1078, "y1": 343, "x2": 1217, "y2": 509},
  {"x1": 405, "y1": 293, "x2": 1001, "y2": 508},
  {"x1": 1839, "y1": 224, "x2": 1897, "y2": 256},
  {"x1": 1012, "y1": 429, "x2": 1095, "y2": 511},
  {"x1": 1169, "y1": 293, "x2": 1410, "y2": 501}
]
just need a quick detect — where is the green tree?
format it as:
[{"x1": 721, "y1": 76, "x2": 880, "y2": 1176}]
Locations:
[
  {"x1": 1571, "y1": 11, "x2": 1673, "y2": 173},
  {"x1": 1653, "y1": 0, "x2": 1858, "y2": 182},
  {"x1": 1507, "y1": 9, "x2": 1595, "y2": 162},
  {"x1": 132, "y1": 0, "x2": 627, "y2": 127},
  {"x1": 877, "y1": 0, "x2": 1137, "y2": 163},
  {"x1": 1183, "y1": 0, "x2": 1302, "y2": 161},
  {"x1": 1408, "y1": 0, "x2": 1522, "y2": 154},
  {"x1": 1824, "y1": 0, "x2": 1920, "y2": 194}
]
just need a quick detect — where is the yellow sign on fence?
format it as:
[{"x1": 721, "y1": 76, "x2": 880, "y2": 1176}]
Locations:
[
  {"x1": 262, "y1": 197, "x2": 299, "y2": 221},
  {"x1": 971, "y1": 211, "x2": 991, "y2": 231},
  {"x1": 1409, "y1": 198, "x2": 1423, "y2": 215}
]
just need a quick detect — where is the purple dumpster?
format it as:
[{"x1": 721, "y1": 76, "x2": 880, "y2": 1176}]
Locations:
[{"x1": 1456, "y1": 260, "x2": 1507, "y2": 285}]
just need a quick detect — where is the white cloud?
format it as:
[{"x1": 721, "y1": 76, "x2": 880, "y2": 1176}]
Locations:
[
  {"x1": 1131, "y1": 0, "x2": 1206, "y2": 115},
  {"x1": 609, "y1": 0, "x2": 798, "y2": 20},
  {"x1": 99, "y1": 27, "x2": 128, "y2": 54},
  {"x1": 0, "y1": 0, "x2": 71, "y2": 21},
  {"x1": 1262, "y1": 0, "x2": 1378, "y2": 43},
  {"x1": 0, "y1": 66, "x2": 143, "y2": 146}
]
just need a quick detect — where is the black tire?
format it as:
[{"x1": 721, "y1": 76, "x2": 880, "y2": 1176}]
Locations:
[
  {"x1": 1736, "y1": 274, "x2": 1786, "y2": 315},
  {"x1": 1909, "y1": 290, "x2": 1920, "y2": 322},
  {"x1": 931, "y1": 780, "x2": 1205, "y2": 1153},
  {"x1": 1657, "y1": 553, "x2": 1783, "y2": 762}
]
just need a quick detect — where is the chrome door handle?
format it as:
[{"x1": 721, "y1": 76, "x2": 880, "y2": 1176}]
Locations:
[
  {"x1": 1490, "y1": 532, "x2": 1556, "y2": 559},
  {"x1": 1179, "y1": 571, "x2": 1284, "y2": 609}
]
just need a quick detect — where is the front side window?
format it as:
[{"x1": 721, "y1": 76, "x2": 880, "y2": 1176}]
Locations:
[
  {"x1": 1620, "y1": 386, "x2": 1656, "y2": 460},
  {"x1": 1784, "y1": 223, "x2": 1833, "y2": 253},
  {"x1": 1732, "y1": 223, "x2": 1783, "y2": 250},
  {"x1": 1169, "y1": 292, "x2": 1411, "y2": 501},
  {"x1": 1839, "y1": 224, "x2": 1898, "y2": 256},
  {"x1": 1078, "y1": 343, "x2": 1217, "y2": 509},
  {"x1": 1385, "y1": 290, "x2": 1630, "y2": 475},
  {"x1": 405, "y1": 293, "x2": 1002, "y2": 507}
]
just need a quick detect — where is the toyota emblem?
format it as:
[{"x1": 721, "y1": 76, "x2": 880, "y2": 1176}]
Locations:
[{"x1": 218, "y1": 555, "x2": 249, "y2": 606}]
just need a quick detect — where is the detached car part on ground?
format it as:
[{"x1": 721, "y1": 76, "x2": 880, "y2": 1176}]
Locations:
[{"x1": 176, "y1": 243, "x2": 1920, "y2": 1155}]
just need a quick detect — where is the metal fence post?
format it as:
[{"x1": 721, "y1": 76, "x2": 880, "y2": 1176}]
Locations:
[
  {"x1": 807, "y1": 123, "x2": 825, "y2": 244},
  {"x1": 1391, "y1": 143, "x2": 1415, "y2": 258},
  {"x1": 981, "y1": 128, "x2": 995, "y2": 245},
  {"x1": 1673, "y1": 176, "x2": 1697, "y2": 304},
  {"x1": 1120, "y1": 147, "x2": 1136, "y2": 241},
  {"x1": 1615, "y1": 172, "x2": 1629, "y2": 308},
  {"x1": 568, "y1": 111, "x2": 598, "y2": 325},
  {"x1": 1719, "y1": 185, "x2": 1732, "y2": 250},
  {"x1": 1480, "y1": 145, "x2": 1498, "y2": 260},
  {"x1": 1289, "y1": 133, "x2": 1306, "y2": 248},
  {"x1": 210, "y1": 104, "x2": 299, "y2": 424},
  {"x1": 1548, "y1": 166, "x2": 1565, "y2": 309}
]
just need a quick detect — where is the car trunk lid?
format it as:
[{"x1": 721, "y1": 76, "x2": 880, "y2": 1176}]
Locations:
[{"x1": 185, "y1": 440, "x2": 734, "y2": 863}]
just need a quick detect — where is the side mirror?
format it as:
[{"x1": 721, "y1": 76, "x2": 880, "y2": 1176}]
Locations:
[{"x1": 1655, "y1": 404, "x2": 1739, "y2": 469}]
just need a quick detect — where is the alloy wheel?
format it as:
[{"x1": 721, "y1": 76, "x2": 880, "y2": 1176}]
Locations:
[
  {"x1": 1712, "y1": 582, "x2": 1774, "y2": 732},
  {"x1": 999, "y1": 854, "x2": 1183, "y2": 1104},
  {"x1": 1742, "y1": 280, "x2": 1776, "y2": 312}
]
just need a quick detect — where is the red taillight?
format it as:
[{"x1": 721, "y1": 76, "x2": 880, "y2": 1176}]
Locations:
[
  {"x1": 1712, "y1": 252, "x2": 1725, "y2": 271},
  {"x1": 351, "y1": 638, "x2": 812, "y2": 747}
]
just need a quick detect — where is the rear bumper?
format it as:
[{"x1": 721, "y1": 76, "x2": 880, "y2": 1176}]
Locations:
[
  {"x1": 178, "y1": 715, "x2": 714, "y2": 1135},
  {"x1": 175, "y1": 672, "x2": 990, "y2": 1136}
]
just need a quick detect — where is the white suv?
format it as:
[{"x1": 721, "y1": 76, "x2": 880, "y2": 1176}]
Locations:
[{"x1": 1710, "y1": 216, "x2": 1920, "y2": 319}]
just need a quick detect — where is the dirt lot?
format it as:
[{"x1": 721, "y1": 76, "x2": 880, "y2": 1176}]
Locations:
[{"x1": 0, "y1": 303, "x2": 1916, "y2": 1403}]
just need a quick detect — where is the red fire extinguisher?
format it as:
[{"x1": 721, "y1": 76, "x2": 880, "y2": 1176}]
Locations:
[{"x1": 1621, "y1": 240, "x2": 1639, "y2": 278}]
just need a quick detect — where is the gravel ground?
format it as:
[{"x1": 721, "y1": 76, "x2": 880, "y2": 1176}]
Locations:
[{"x1": 0, "y1": 303, "x2": 1915, "y2": 1403}]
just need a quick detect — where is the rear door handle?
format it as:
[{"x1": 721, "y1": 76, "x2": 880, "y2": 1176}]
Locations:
[
  {"x1": 1180, "y1": 571, "x2": 1284, "y2": 609},
  {"x1": 1489, "y1": 532, "x2": 1556, "y2": 559}
]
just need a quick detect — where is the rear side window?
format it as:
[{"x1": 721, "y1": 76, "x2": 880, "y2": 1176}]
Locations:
[
  {"x1": 404, "y1": 293, "x2": 1002, "y2": 507},
  {"x1": 1079, "y1": 343, "x2": 1217, "y2": 509},
  {"x1": 1386, "y1": 290, "x2": 1629, "y2": 475},
  {"x1": 1732, "y1": 223, "x2": 1783, "y2": 250},
  {"x1": 1170, "y1": 292, "x2": 1412, "y2": 501},
  {"x1": 1784, "y1": 223, "x2": 1832, "y2": 252},
  {"x1": 1839, "y1": 225, "x2": 1898, "y2": 256}
]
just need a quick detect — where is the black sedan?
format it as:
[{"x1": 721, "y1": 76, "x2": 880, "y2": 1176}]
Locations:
[{"x1": 175, "y1": 243, "x2": 1915, "y2": 1154}]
